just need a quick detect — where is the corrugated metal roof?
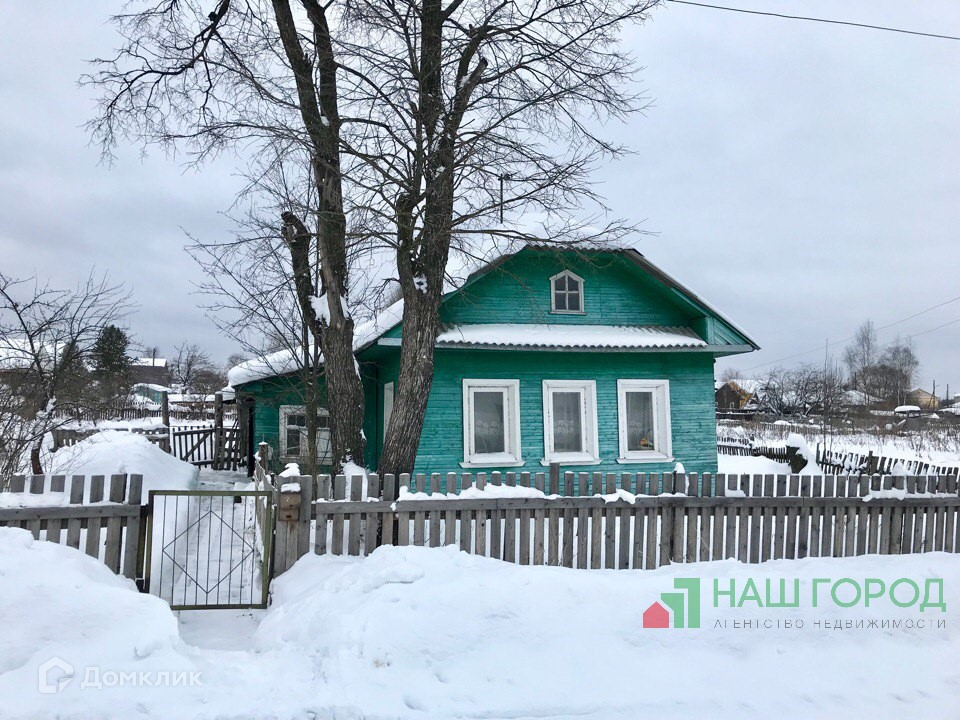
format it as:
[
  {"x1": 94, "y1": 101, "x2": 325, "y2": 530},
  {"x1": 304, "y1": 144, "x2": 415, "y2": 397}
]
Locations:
[{"x1": 433, "y1": 324, "x2": 708, "y2": 350}]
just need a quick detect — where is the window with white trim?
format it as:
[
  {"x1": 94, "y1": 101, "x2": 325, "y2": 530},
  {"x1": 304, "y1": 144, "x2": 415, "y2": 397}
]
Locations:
[
  {"x1": 461, "y1": 379, "x2": 523, "y2": 467},
  {"x1": 550, "y1": 270, "x2": 584, "y2": 313},
  {"x1": 617, "y1": 380, "x2": 672, "y2": 462},
  {"x1": 542, "y1": 380, "x2": 599, "y2": 464},
  {"x1": 279, "y1": 405, "x2": 332, "y2": 464}
]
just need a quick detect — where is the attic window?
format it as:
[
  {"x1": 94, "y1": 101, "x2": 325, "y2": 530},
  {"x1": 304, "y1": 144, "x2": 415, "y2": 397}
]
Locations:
[{"x1": 550, "y1": 271, "x2": 584, "y2": 314}]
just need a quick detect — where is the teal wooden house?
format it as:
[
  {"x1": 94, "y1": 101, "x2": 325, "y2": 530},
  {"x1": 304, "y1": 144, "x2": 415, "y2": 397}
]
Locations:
[{"x1": 229, "y1": 246, "x2": 758, "y2": 477}]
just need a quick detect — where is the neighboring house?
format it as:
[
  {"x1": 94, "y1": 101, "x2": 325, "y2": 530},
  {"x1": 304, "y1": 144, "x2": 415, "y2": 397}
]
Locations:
[
  {"x1": 715, "y1": 379, "x2": 757, "y2": 412},
  {"x1": 842, "y1": 389, "x2": 881, "y2": 413},
  {"x1": 131, "y1": 357, "x2": 169, "y2": 386},
  {"x1": 229, "y1": 246, "x2": 758, "y2": 476},
  {"x1": 906, "y1": 389, "x2": 940, "y2": 412},
  {"x1": 130, "y1": 383, "x2": 172, "y2": 405}
]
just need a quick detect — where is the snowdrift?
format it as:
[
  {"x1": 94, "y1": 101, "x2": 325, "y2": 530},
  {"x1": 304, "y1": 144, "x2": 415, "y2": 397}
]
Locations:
[{"x1": 46, "y1": 430, "x2": 198, "y2": 497}]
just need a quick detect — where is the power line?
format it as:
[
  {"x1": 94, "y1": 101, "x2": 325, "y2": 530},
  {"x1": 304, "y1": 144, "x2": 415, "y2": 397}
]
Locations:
[
  {"x1": 743, "y1": 294, "x2": 960, "y2": 371},
  {"x1": 669, "y1": 1, "x2": 960, "y2": 42}
]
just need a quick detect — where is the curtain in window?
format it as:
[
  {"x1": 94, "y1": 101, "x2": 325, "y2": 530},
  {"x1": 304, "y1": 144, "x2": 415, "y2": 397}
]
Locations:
[
  {"x1": 626, "y1": 392, "x2": 656, "y2": 451},
  {"x1": 552, "y1": 391, "x2": 583, "y2": 453},
  {"x1": 473, "y1": 391, "x2": 506, "y2": 453}
]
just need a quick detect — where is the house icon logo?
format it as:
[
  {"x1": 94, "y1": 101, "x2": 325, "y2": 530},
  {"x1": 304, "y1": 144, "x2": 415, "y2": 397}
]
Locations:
[
  {"x1": 37, "y1": 657, "x2": 74, "y2": 694},
  {"x1": 642, "y1": 578, "x2": 701, "y2": 629}
]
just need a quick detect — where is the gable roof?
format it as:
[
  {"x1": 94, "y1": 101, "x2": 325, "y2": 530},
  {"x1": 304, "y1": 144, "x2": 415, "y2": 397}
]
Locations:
[{"x1": 228, "y1": 243, "x2": 758, "y2": 387}]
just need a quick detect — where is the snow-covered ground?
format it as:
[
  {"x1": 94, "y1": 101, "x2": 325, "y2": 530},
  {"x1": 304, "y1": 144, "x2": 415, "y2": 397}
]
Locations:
[{"x1": 1, "y1": 526, "x2": 958, "y2": 719}]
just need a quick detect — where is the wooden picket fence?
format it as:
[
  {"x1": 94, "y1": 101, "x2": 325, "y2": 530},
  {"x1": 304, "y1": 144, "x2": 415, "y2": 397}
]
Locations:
[
  {"x1": 0, "y1": 474, "x2": 145, "y2": 581},
  {"x1": 816, "y1": 443, "x2": 960, "y2": 477},
  {"x1": 269, "y1": 470, "x2": 960, "y2": 574}
]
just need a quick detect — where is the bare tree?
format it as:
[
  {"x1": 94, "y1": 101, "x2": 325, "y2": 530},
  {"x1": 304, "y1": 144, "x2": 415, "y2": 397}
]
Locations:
[
  {"x1": 85, "y1": 0, "x2": 366, "y2": 473},
  {"x1": 338, "y1": 0, "x2": 660, "y2": 475},
  {"x1": 171, "y1": 342, "x2": 215, "y2": 393},
  {"x1": 844, "y1": 320, "x2": 879, "y2": 396},
  {"x1": 0, "y1": 273, "x2": 131, "y2": 480}
]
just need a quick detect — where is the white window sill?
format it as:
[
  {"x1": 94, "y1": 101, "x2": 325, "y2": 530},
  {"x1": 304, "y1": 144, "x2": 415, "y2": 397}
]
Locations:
[
  {"x1": 539, "y1": 456, "x2": 602, "y2": 466},
  {"x1": 549, "y1": 310, "x2": 586, "y2": 316},
  {"x1": 616, "y1": 455, "x2": 674, "y2": 464},
  {"x1": 459, "y1": 458, "x2": 526, "y2": 469}
]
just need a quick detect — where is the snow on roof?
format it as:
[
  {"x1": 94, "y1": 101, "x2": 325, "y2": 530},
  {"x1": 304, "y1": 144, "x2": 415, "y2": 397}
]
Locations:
[
  {"x1": 432, "y1": 324, "x2": 708, "y2": 350},
  {"x1": 227, "y1": 300, "x2": 405, "y2": 387},
  {"x1": 132, "y1": 357, "x2": 167, "y2": 367},
  {"x1": 0, "y1": 338, "x2": 68, "y2": 371},
  {"x1": 894, "y1": 405, "x2": 922, "y2": 414}
]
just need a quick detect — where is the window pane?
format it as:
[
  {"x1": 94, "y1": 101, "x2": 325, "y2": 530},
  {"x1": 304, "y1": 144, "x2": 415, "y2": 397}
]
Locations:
[
  {"x1": 626, "y1": 391, "x2": 656, "y2": 451},
  {"x1": 287, "y1": 413, "x2": 306, "y2": 428},
  {"x1": 552, "y1": 391, "x2": 583, "y2": 453},
  {"x1": 286, "y1": 427, "x2": 303, "y2": 456},
  {"x1": 473, "y1": 391, "x2": 506, "y2": 453},
  {"x1": 555, "y1": 275, "x2": 568, "y2": 291},
  {"x1": 554, "y1": 291, "x2": 567, "y2": 311},
  {"x1": 567, "y1": 290, "x2": 581, "y2": 312},
  {"x1": 317, "y1": 428, "x2": 332, "y2": 463}
]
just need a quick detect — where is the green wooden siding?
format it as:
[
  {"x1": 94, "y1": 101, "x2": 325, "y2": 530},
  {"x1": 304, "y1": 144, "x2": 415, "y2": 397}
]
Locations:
[
  {"x1": 235, "y1": 247, "x2": 751, "y2": 479},
  {"x1": 238, "y1": 367, "x2": 380, "y2": 472},
  {"x1": 408, "y1": 348, "x2": 717, "y2": 479}
]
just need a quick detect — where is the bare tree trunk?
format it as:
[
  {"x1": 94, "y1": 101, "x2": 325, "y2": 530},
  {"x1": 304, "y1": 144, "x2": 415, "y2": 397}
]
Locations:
[{"x1": 273, "y1": 0, "x2": 365, "y2": 473}]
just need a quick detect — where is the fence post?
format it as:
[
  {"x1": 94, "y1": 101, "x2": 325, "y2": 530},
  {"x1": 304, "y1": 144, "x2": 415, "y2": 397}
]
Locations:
[
  {"x1": 549, "y1": 463, "x2": 560, "y2": 494},
  {"x1": 258, "y1": 442, "x2": 270, "y2": 476},
  {"x1": 213, "y1": 392, "x2": 225, "y2": 471},
  {"x1": 161, "y1": 391, "x2": 170, "y2": 428},
  {"x1": 273, "y1": 477, "x2": 309, "y2": 576}
]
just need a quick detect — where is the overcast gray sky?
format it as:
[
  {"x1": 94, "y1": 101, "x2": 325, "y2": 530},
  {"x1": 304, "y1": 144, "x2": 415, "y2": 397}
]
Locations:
[{"x1": 1, "y1": 1, "x2": 958, "y2": 393}]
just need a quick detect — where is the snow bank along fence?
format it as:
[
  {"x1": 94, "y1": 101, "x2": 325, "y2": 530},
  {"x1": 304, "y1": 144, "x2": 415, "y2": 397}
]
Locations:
[
  {"x1": 270, "y1": 469, "x2": 960, "y2": 575},
  {"x1": 0, "y1": 474, "x2": 144, "y2": 581}
]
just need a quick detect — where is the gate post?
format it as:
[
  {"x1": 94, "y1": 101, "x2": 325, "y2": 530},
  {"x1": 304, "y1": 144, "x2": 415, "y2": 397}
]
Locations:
[{"x1": 273, "y1": 477, "x2": 312, "y2": 576}]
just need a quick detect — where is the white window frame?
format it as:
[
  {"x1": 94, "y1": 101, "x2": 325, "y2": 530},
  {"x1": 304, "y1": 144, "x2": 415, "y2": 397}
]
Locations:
[
  {"x1": 460, "y1": 379, "x2": 523, "y2": 468},
  {"x1": 550, "y1": 270, "x2": 585, "y2": 314},
  {"x1": 616, "y1": 380, "x2": 673, "y2": 463},
  {"x1": 383, "y1": 382, "x2": 394, "y2": 441},
  {"x1": 541, "y1": 380, "x2": 600, "y2": 465},
  {"x1": 279, "y1": 404, "x2": 332, "y2": 464}
]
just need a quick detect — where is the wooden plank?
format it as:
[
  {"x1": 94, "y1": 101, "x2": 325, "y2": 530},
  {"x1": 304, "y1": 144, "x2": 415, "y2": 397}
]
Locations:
[
  {"x1": 103, "y1": 474, "x2": 127, "y2": 573},
  {"x1": 85, "y1": 476, "x2": 105, "y2": 560},
  {"x1": 685, "y1": 507, "x2": 698, "y2": 563},
  {"x1": 331, "y1": 475, "x2": 345, "y2": 555},
  {"x1": 580, "y1": 507, "x2": 592, "y2": 569},
  {"x1": 503, "y1": 508, "x2": 516, "y2": 562},
  {"x1": 771, "y1": 475, "x2": 787, "y2": 560},
  {"x1": 660, "y1": 504, "x2": 674, "y2": 566},
  {"x1": 519, "y1": 508, "x2": 531, "y2": 565},
  {"x1": 562, "y1": 507, "x2": 575, "y2": 567},
  {"x1": 366, "y1": 474, "x2": 383, "y2": 556},
  {"x1": 547, "y1": 507, "x2": 560, "y2": 566},
  {"x1": 533, "y1": 507, "x2": 545, "y2": 565},
  {"x1": 413, "y1": 510, "x2": 426, "y2": 547},
  {"x1": 122, "y1": 474, "x2": 143, "y2": 580},
  {"x1": 645, "y1": 506, "x2": 658, "y2": 568},
  {"x1": 65, "y1": 476, "x2": 85, "y2": 549},
  {"x1": 444, "y1": 509, "x2": 456, "y2": 548},
  {"x1": 618, "y1": 506, "x2": 631, "y2": 569},
  {"x1": 855, "y1": 476, "x2": 869, "y2": 555},
  {"x1": 429, "y1": 496, "x2": 442, "y2": 548},
  {"x1": 397, "y1": 511, "x2": 411, "y2": 546},
  {"x1": 749, "y1": 475, "x2": 763, "y2": 562},
  {"x1": 796, "y1": 476, "x2": 811, "y2": 558},
  {"x1": 474, "y1": 500, "x2": 487, "y2": 557},
  {"x1": 934, "y1": 476, "x2": 947, "y2": 552},
  {"x1": 784, "y1": 475, "x2": 799, "y2": 560},
  {"x1": 490, "y1": 504, "x2": 502, "y2": 559},
  {"x1": 382, "y1": 474, "x2": 397, "y2": 551},
  {"x1": 26, "y1": 475, "x2": 45, "y2": 540},
  {"x1": 46, "y1": 475, "x2": 66, "y2": 545},
  {"x1": 809, "y1": 477, "x2": 823, "y2": 557}
]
